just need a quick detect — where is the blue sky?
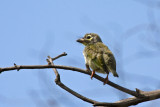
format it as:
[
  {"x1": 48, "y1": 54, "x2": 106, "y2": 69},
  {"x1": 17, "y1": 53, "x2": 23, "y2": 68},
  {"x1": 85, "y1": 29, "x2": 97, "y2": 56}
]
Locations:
[{"x1": 0, "y1": 0, "x2": 160, "y2": 107}]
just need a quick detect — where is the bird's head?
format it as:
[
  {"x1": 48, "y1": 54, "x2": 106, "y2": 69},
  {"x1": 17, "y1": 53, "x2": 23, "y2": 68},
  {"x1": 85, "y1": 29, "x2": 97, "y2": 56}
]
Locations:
[{"x1": 77, "y1": 33, "x2": 102, "y2": 45}]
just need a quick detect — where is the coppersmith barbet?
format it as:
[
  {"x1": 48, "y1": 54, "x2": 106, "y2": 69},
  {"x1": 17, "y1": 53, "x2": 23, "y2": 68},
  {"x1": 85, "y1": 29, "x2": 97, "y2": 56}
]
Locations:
[{"x1": 77, "y1": 33, "x2": 118, "y2": 84}]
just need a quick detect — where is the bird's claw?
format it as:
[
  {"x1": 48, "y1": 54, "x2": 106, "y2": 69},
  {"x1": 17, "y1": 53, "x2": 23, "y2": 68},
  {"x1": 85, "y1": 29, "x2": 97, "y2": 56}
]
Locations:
[
  {"x1": 86, "y1": 69, "x2": 92, "y2": 73},
  {"x1": 103, "y1": 74, "x2": 109, "y2": 85},
  {"x1": 90, "y1": 71, "x2": 95, "y2": 80}
]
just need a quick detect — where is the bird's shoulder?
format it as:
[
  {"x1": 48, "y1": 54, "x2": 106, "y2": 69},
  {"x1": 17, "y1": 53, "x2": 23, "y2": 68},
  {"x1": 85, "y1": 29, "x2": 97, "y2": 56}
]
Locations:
[
  {"x1": 95, "y1": 42, "x2": 110, "y2": 53},
  {"x1": 95, "y1": 43, "x2": 116, "y2": 64}
]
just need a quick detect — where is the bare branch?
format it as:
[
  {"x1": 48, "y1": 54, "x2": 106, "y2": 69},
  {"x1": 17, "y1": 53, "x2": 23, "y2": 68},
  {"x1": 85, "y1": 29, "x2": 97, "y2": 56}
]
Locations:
[
  {"x1": 51, "y1": 52, "x2": 67, "y2": 61},
  {"x1": 94, "y1": 89, "x2": 160, "y2": 106},
  {"x1": 0, "y1": 63, "x2": 143, "y2": 97},
  {"x1": 0, "y1": 59, "x2": 145, "y2": 98},
  {"x1": 46, "y1": 54, "x2": 99, "y2": 105},
  {"x1": 14, "y1": 63, "x2": 20, "y2": 71},
  {"x1": 1, "y1": 52, "x2": 160, "y2": 106}
]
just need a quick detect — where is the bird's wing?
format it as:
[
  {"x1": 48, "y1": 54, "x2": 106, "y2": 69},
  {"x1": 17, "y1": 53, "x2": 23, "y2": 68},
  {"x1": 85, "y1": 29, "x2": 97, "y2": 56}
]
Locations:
[
  {"x1": 104, "y1": 51, "x2": 116, "y2": 71},
  {"x1": 101, "y1": 43, "x2": 118, "y2": 77},
  {"x1": 95, "y1": 43, "x2": 116, "y2": 74},
  {"x1": 84, "y1": 44, "x2": 105, "y2": 71},
  {"x1": 87, "y1": 43, "x2": 109, "y2": 74},
  {"x1": 92, "y1": 52, "x2": 109, "y2": 74},
  {"x1": 87, "y1": 42, "x2": 118, "y2": 77}
]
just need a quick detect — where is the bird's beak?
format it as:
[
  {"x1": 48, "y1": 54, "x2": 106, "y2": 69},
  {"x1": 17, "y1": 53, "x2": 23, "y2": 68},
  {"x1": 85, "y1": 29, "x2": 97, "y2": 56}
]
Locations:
[{"x1": 77, "y1": 38, "x2": 85, "y2": 43}]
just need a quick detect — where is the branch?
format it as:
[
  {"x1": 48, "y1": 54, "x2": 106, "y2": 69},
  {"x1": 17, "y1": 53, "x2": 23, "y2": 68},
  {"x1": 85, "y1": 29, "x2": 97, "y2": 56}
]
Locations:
[
  {"x1": 46, "y1": 53, "x2": 99, "y2": 104},
  {"x1": 51, "y1": 52, "x2": 67, "y2": 61},
  {"x1": 1, "y1": 52, "x2": 160, "y2": 106},
  {"x1": 94, "y1": 89, "x2": 160, "y2": 106},
  {"x1": 46, "y1": 53, "x2": 130, "y2": 106},
  {"x1": 0, "y1": 63, "x2": 143, "y2": 97}
]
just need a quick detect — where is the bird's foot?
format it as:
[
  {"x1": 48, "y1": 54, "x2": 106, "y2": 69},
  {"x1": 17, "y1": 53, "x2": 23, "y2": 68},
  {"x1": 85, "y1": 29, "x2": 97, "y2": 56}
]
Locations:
[
  {"x1": 90, "y1": 71, "x2": 95, "y2": 79},
  {"x1": 103, "y1": 74, "x2": 109, "y2": 85},
  {"x1": 86, "y1": 69, "x2": 92, "y2": 73},
  {"x1": 85, "y1": 64, "x2": 91, "y2": 73}
]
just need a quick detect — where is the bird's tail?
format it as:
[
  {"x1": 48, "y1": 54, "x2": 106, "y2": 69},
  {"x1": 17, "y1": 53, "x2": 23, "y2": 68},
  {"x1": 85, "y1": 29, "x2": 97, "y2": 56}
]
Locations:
[
  {"x1": 109, "y1": 68, "x2": 119, "y2": 77},
  {"x1": 113, "y1": 72, "x2": 119, "y2": 77}
]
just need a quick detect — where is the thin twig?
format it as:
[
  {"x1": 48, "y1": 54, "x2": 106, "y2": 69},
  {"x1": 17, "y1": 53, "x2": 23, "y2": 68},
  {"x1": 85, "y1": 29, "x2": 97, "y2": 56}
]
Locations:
[
  {"x1": 51, "y1": 52, "x2": 67, "y2": 61},
  {"x1": 14, "y1": 63, "x2": 20, "y2": 71}
]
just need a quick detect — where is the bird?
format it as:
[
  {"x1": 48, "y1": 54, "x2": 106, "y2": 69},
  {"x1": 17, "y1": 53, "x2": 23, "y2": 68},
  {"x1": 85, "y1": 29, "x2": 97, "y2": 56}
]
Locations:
[{"x1": 77, "y1": 33, "x2": 119, "y2": 84}]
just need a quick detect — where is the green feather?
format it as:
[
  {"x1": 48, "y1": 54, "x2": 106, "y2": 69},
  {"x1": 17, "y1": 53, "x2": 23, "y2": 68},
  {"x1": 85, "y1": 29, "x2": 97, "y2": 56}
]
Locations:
[{"x1": 78, "y1": 33, "x2": 119, "y2": 77}]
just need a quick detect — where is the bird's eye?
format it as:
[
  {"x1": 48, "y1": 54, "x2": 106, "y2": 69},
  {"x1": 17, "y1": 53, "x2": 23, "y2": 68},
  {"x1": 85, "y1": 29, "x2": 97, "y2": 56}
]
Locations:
[{"x1": 87, "y1": 36, "x2": 91, "y2": 39}]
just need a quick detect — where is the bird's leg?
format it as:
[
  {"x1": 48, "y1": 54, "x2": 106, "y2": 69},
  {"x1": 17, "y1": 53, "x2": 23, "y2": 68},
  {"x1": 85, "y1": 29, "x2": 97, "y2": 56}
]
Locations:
[
  {"x1": 91, "y1": 70, "x2": 95, "y2": 80},
  {"x1": 85, "y1": 64, "x2": 95, "y2": 80},
  {"x1": 104, "y1": 74, "x2": 109, "y2": 85},
  {"x1": 85, "y1": 64, "x2": 91, "y2": 73}
]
